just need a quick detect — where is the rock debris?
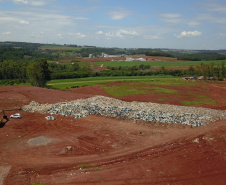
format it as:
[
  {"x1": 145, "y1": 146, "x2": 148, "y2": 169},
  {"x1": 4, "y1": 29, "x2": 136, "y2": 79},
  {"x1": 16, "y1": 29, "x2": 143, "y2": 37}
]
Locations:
[{"x1": 22, "y1": 96, "x2": 226, "y2": 127}]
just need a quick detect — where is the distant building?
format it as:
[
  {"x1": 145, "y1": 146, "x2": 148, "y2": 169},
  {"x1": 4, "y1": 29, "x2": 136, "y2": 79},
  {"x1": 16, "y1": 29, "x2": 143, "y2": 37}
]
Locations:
[
  {"x1": 126, "y1": 57, "x2": 134, "y2": 61},
  {"x1": 138, "y1": 58, "x2": 146, "y2": 61},
  {"x1": 125, "y1": 57, "x2": 146, "y2": 61}
]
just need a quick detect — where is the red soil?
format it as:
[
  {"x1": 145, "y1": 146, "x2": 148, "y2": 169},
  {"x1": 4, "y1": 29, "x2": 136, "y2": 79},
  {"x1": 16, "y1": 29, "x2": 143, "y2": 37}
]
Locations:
[{"x1": 0, "y1": 86, "x2": 226, "y2": 185}]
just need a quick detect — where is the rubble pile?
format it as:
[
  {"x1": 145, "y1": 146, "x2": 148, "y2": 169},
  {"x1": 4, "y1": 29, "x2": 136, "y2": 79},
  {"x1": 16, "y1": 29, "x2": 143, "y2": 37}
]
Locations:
[{"x1": 23, "y1": 96, "x2": 226, "y2": 127}]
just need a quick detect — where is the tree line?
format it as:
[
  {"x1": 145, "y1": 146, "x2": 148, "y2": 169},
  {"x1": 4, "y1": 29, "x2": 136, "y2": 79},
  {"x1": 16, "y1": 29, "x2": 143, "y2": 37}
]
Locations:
[
  {"x1": 187, "y1": 61, "x2": 225, "y2": 80},
  {"x1": 0, "y1": 59, "x2": 225, "y2": 87},
  {"x1": 176, "y1": 52, "x2": 226, "y2": 61},
  {"x1": 0, "y1": 47, "x2": 59, "y2": 62},
  {"x1": 0, "y1": 59, "x2": 50, "y2": 87}
]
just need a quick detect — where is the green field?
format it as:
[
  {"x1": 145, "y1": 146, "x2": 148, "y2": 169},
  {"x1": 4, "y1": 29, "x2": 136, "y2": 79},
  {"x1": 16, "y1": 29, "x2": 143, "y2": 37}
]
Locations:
[
  {"x1": 94, "y1": 60, "x2": 226, "y2": 68},
  {"x1": 46, "y1": 76, "x2": 222, "y2": 108},
  {"x1": 47, "y1": 76, "x2": 178, "y2": 89}
]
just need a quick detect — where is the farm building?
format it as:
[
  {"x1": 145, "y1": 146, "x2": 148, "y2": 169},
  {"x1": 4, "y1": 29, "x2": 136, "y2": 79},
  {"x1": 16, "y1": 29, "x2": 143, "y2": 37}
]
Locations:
[{"x1": 126, "y1": 57, "x2": 147, "y2": 61}]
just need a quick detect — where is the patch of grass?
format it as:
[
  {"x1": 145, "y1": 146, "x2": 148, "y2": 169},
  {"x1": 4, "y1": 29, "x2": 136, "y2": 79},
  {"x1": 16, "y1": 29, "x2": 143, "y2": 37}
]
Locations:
[
  {"x1": 85, "y1": 167, "x2": 101, "y2": 172},
  {"x1": 142, "y1": 86, "x2": 178, "y2": 94},
  {"x1": 181, "y1": 95, "x2": 216, "y2": 106},
  {"x1": 101, "y1": 85, "x2": 148, "y2": 97},
  {"x1": 32, "y1": 182, "x2": 44, "y2": 185},
  {"x1": 47, "y1": 76, "x2": 177, "y2": 89},
  {"x1": 142, "y1": 78, "x2": 198, "y2": 86},
  {"x1": 77, "y1": 164, "x2": 93, "y2": 169}
]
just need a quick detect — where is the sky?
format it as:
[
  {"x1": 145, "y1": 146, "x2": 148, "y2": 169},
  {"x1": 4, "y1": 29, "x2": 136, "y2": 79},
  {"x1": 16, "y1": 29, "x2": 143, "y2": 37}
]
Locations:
[{"x1": 0, "y1": 0, "x2": 226, "y2": 50}]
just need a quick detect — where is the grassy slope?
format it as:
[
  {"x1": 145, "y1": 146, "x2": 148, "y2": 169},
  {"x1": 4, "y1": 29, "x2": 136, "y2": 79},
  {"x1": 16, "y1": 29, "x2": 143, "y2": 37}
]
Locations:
[
  {"x1": 47, "y1": 76, "x2": 219, "y2": 107},
  {"x1": 47, "y1": 76, "x2": 174, "y2": 89}
]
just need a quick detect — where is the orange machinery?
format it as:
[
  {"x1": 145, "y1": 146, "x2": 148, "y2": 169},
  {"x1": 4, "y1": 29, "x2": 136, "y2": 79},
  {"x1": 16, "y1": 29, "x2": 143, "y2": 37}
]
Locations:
[{"x1": 0, "y1": 109, "x2": 8, "y2": 123}]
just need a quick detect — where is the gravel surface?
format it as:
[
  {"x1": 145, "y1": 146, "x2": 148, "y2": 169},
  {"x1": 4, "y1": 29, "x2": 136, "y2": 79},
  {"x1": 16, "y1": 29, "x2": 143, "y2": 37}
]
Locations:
[
  {"x1": 28, "y1": 136, "x2": 52, "y2": 146},
  {"x1": 23, "y1": 96, "x2": 226, "y2": 127},
  {"x1": 0, "y1": 166, "x2": 11, "y2": 185}
]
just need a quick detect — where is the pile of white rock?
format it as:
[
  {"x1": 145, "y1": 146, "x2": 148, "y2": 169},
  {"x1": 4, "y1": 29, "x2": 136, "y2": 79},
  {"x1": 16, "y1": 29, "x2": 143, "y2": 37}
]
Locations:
[{"x1": 22, "y1": 96, "x2": 226, "y2": 127}]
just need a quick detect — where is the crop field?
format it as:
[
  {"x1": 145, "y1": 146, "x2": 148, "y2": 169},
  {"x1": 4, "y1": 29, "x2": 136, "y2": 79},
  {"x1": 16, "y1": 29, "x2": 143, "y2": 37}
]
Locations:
[{"x1": 94, "y1": 60, "x2": 226, "y2": 68}]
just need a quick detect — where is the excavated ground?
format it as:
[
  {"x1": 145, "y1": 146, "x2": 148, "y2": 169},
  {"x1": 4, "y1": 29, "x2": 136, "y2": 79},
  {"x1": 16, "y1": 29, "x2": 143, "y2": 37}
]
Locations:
[{"x1": 0, "y1": 86, "x2": 226, "y2": 185}]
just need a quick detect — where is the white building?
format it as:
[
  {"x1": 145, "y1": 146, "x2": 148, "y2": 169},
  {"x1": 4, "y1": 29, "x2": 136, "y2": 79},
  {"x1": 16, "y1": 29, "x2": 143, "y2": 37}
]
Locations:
[
  {"x1": 125, "y1": 57, "x2": 146, "y2": 61},
  {"x1": 138, "y1": 58, "x2": 146, "y2": 61}
]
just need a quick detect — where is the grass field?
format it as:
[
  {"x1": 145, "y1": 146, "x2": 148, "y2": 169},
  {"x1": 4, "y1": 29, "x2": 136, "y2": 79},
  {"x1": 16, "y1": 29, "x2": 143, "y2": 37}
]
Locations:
[
  {"x1": 46, "y1": 75, "x2": 223, "y2": 108},
  {"x1": 47, "y1": 76, "x2": 177, "y2": 89},
  {"x1": 94, "y1": 60, "x2": 226, "y2": 68}
]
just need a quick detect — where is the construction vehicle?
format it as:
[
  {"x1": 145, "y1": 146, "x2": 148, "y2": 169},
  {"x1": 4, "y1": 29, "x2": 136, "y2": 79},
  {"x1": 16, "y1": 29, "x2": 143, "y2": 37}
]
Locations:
[{"x1": 0, "y1": 109, "x2": 9, "y2": 124}]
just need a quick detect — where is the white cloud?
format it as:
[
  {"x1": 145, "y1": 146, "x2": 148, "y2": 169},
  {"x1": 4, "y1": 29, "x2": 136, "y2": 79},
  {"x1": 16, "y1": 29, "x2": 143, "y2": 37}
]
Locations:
[
  {"x1": 30, "y1": 1, "x2": 46, "y2": 6},
  {"x1": 205, "y1": 3, "x2": 226, "y2": 13},
  {"x1": 144, "y1": 34, "x2": 161, "y2": 40},
  {"x1": 195, "y1": 13, "x2": 226, "y2": 24},
  {"x1": 3, "y1": 31, "x2": 11, "y2": 35},
  {"x1": 13, "y1": 0, "x2": 48, "y2": 6},
  {"x1": 13, "y1": 0, "x2": 28, "y2": 5},
  {"x1": 176, "y1": 31, "x2": 202, "y2": 38},
  {"x1": 74, "y1": 17, "x2": 89, "y2": 20},
  {"x1": 218, "y1": 33, "x2": 226, "y2": 38},
  {"x1": 161, "y1": 14, "x2": 182, "y2": 19},
  {"x1": 0, "y1": 16, "x2": 20, "y2": 22},
  {"x1": 96, "y1": 30, "x2": 104, "y2": 35},
  {"x1": 106, "y1": 29, "x2": 138, "y2": 39},
  {"x1": 118, "y1": 29, "x2": 138, "y2": 36},
  {"x1": 67, "y1": 32, "x2": 87, "y2": 38},
  {"x1": 19, "y1": 20, "x2": 29, "y2": 24},
  {"x1": 160, "y1": 13, "x2": 182, "y2": 24},
  {"x1": 77, "y1": 33, "x2": 86, "y2": 38},
  {"x1": 108, "y1": 8, "x2": 130, "y2": 20},
  {"x1": 187, "y1": 20, "x2": 200, "y2": 27}
]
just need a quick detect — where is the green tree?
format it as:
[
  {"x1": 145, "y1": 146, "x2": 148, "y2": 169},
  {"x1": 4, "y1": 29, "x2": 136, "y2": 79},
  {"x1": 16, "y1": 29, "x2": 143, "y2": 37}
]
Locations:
[
  {"x1": 72, "y1": 62, "x2": 80, "y2": 71},
  {"x1": 221, "y1": 61, "x2": 225, "y2": 80},
  {"x1": 207, "y1": 62, "x2": 215, "y2": 78},
  {"x1": 27, "y1": 59, "x2": 50, "y2": 87},
  {"x1": 188, "y1": 65, "x2": 195, "y2": 76}
]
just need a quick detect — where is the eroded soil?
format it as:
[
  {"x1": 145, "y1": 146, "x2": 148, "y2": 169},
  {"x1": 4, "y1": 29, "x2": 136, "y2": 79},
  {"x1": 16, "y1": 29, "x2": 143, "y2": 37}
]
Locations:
[{"x1": 0, "y1": 86, "x2": 226, "y2": 185}]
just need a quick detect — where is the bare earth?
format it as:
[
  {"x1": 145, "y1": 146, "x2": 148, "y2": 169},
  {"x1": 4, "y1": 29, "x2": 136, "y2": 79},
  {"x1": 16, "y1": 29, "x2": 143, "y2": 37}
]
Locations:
[{"x1": 0, "y1": 86, "x2": 226, "y2": 185}]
